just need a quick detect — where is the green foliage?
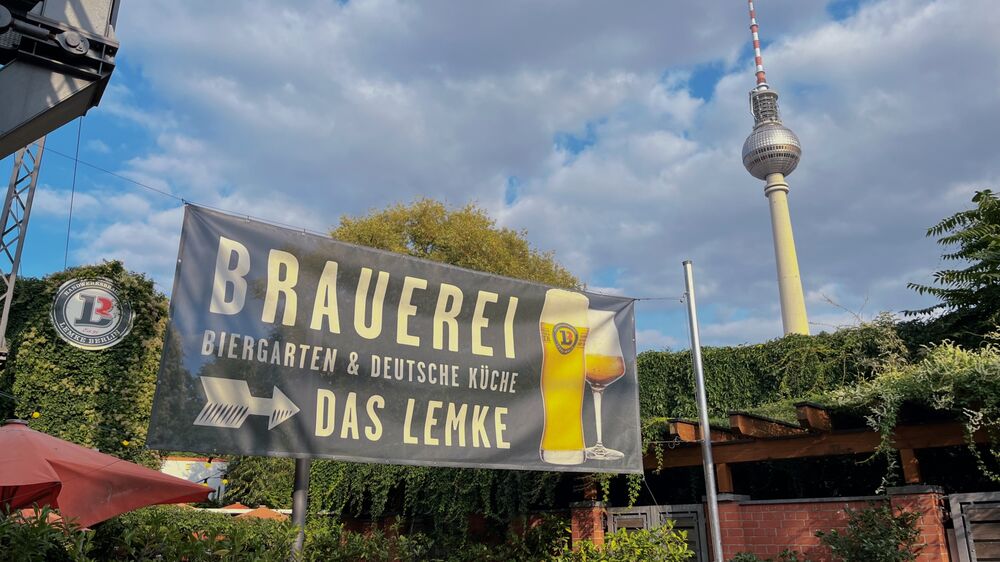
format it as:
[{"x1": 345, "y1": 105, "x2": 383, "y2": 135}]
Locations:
[
  {"x1": 89, "y1": 505, "x2": 294, "y2": 561},
  {"x1": 0, "y1": 507, "x2": 92, "y2": 562},
  {"x1": 824, "y1": 340, "x2": 1000, "y2": 486},
  {"x1": 504, "y1": 514, "x2": 571, "y2": 561},
  {"x1": 225, "y1": 455, "x2": 565, "y2": 541},
  {"x1": 907, "y1": 189, "x2": 1000, "y2": 347},
  {"x1": 1, "y1": 262, "x2": 167, "y2": 466},
  {"x1": 639, "y1": 317, "x2": 906, "y2": 430},
  {"x1": 815, "y1": 504, "x2": 921, "y2": 562},
  {"x1": 332, "y1": 199, "x2": 579, "y2": 289},
  {"x1": 303, "y1": 521, "x2": 432, "y2": 561},
  {"x1": 551, "y1": 521, "x2": 693, "y2": 561},
  {"x1": 85, "y1": 505, "x2": 564, "y2": 562},
  {"x1": 308, "y1": 513, "x2": 567, "y2": 562},
  {"x1": 223, "y1": 457, "x2": 295, "y2": 509}
]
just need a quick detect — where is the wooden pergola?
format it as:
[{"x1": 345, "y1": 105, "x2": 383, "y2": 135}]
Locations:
[{"x1": 643, "y1": 402, "x2": 990, "y2": 493}]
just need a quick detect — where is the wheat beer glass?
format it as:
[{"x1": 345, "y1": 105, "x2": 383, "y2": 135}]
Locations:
[
  {"x1": 584, "y1": 309, "x2": 625, "y2": 461},
  {"x1": 539, "y1": 289, "x2": 590, "y2": 465}
]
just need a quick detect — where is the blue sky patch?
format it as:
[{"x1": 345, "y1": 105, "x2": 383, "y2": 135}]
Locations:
[
  {"x1": 589, "y1": 266, "x2": 622, "y2": 288},
  {"x1": 685, "y1": 60, "x2": 727, "y2": 102},
  {"x1": 827, "y1": 0, "x2": 865, "y2": 21},
  {"x1": 553, "y1": 119, "x2": 601, "y2": 156},
  {"x1": 504, "y1": 176, "x2": 520, "y2": 205}
]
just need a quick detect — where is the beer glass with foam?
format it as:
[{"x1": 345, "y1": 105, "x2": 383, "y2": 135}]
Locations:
[
  {"x1": 538, "y1": 289, "x2": 589, "y2": 465},
  {"x1": 584, "y1": 309, "x2": 625, "y2": 460}
]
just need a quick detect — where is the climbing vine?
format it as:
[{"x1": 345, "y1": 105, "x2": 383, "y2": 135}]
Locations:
[
  {"x1": 823, "y1": 339, "x2": 1000, "y2": 488},
  {"x1": 0, "y1": 261, "x2": 167, "y2": 467}
]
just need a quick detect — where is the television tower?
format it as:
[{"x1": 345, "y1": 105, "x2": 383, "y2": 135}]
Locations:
[{"x1": 741, "y1": 0, "x2": 809, "y2": 335}]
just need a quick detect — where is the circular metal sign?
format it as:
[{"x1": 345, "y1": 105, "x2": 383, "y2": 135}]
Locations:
[{"x1": 50, "y1": 278, "x2": 134, "y2": 350}]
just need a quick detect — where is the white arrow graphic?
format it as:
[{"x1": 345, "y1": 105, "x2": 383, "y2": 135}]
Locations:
[{"x1": 194, "y1": 377, "x2": 300, "y2": 430}]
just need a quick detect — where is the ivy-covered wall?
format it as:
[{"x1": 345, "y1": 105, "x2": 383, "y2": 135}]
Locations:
[
  {"x1": 637, "y1": 317, "x2": 906, "y2": 423},
  {"x1": 0, "y1": 261, "x2": 167, "y2": 466}
]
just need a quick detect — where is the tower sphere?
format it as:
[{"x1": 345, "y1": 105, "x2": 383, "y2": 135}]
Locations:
[{"x1": 742, "y1": 121, "x2": 801, "y2": 180}]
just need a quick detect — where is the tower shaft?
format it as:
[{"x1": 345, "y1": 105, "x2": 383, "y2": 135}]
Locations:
[{"x1": 764, "y1": 173, "x2": 808, "y2": 335}]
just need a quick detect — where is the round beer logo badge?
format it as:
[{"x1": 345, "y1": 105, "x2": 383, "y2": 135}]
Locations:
[
  {"x1": 50, "y1": 278, "x2": 134, "y2": 350},
  {"x1": 551, "y1": 323, "x2": 579, "y2": 355}
]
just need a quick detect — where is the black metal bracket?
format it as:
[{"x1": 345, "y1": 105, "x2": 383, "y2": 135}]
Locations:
[{"x1": 0, "y1": 3, "x2": 118, "y2": 82}]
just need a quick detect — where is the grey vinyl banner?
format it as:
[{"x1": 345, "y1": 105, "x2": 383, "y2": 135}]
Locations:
[{"x1": 147, "y1": 206, "x2": 642, "y2": 473}]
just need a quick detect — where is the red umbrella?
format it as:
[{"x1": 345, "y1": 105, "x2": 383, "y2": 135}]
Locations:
[{"x1": 0, "y1": 419, "x2": 211, "y2": 528}]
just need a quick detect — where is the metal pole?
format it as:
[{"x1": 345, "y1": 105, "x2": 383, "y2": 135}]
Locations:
[
  {"x1": 290, "y1": 457, "x2": 311, "y2": 560},
  {"x1": 682, "y1": 260, "x2": 724, "y2": 562}
]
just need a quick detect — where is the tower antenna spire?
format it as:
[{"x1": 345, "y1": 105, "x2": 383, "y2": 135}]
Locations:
[{"x1": 748, "y1": 0, "x2": 768, "y2": 89}]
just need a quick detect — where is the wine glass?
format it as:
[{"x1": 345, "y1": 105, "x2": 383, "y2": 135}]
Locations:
[{"x1": 584, "y1": 309, "x2": 625, "y2": 461}]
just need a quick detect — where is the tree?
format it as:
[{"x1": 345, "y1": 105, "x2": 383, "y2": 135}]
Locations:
[
  {"x1": 906, "y1": 189, "x2": 1000, "y2": 347},
  {"x1": 331, "y1": 198, "x2": 578, "y2": 288},
  {"x1": 227, "y1": 199, "x2": 579, "y2": 552}
]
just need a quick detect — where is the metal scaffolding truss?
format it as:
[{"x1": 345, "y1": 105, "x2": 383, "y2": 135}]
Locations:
[{"x1": 0, "y1": 136, "x2": 45, "y2": 361}]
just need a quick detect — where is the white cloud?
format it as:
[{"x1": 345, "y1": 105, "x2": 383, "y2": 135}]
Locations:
[
  {"x1": 73, "y1": 205, "x2": 184, "y2": 281},
  {"x1": 57, "y1": 0, "x2": 1000, "y2": 344},
  {"x1": 86, "y1": 139, "x2": 111, "y2": 154},
  {"x1": 33, "y1": 187, "x2": 99, "y2": 217},
  {"x1": 636, "y1": 329, "x2": 681, "y2": 352},
  {"x1": 99, "y1": 83, "x2": 178, "y2": 132}
]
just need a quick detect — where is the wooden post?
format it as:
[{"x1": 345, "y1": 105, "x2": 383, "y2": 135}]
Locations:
[
  {"x1": 716, "y1": 463, "x2": 734, "y2": 494},
  {"x1": 900, "y1": 448, "x2": 922, "y2": 485}
]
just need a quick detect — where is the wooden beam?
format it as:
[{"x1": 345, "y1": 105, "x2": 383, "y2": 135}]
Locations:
[
  {"x1": 729, "y1": 412, "x2": 807, "y2": 438},
  {"x1": 669, "y1": 420, "x2": 699, "y2": 442},
  {"x1": 900, "y1": 448, "x2": 922, "y2": 484},
  {"x1": 795, "y1": 402, "x2": 833, "y2": 432},
  {"x1": 645, "y1": 421, "x2": 990, "y2": 470},
  {"x1": 667, "y1": 420, "x2": 735, "y2": 443},
  {"x1": 716, "y1": 463, "x2": 734, "y2": 494}
]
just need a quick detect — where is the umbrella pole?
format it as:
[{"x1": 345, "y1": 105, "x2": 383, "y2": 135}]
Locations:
[{"x1": 290, "y1": 457, "x2": 311, "y2": 559}]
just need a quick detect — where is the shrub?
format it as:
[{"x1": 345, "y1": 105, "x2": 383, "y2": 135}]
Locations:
[
  {"x1": 88, "y1": 505, "x2": 567, "y2": 562},
  {"x1": 505, "y1": 514, "x2": 571, "y2": 561},
  {"x1": 89, "y1": 505, "x2": 293, "y2": 561},
  {"x1": 303, "y1": 520, "x2": 433, "y2": 562},
  {"x1": 0, "y1": 507, "x2": 91, "y2": 562},
  {"x1": 551, "y1": 520, "x2": 694, "y2": 561},
  {"x1": 815, "y1": 504, "x2": 921, "y2": 562}
]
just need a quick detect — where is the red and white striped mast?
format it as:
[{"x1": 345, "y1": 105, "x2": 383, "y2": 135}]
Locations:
[{"x1": 748, "y1": 0, "x2": 769, "y2": 89}]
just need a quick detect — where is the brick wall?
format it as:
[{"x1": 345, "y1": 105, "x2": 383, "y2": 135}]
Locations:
[
  {"x1": 570, "y1": 501, "x2": 605, "y2": 547},
  {"x1": 711, "y1": 488, "x2": 950, "y2": 561},
  {"x1": 717, "y1": 496, "x2": 883, "y2": 561},
  {"x1": 888, "y1": 487, "x2": 950, "y2": 561}
]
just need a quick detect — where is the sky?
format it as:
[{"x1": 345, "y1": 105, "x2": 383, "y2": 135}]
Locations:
[{"x1": 4, "y1": 0, "x2": 999, "y2": 351}]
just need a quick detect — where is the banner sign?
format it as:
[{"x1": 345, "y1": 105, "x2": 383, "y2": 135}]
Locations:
[{"x1": 147, "y1": 206, "x2": 642, "y2": 473}]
